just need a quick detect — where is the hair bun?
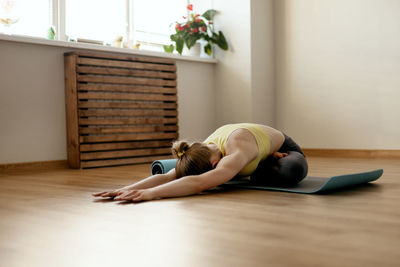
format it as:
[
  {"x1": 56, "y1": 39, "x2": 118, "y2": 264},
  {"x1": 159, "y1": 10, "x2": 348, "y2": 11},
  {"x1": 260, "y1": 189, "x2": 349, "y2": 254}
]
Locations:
[{"x1": 172, "y1": 141, "x2": 190, "y2": 159}]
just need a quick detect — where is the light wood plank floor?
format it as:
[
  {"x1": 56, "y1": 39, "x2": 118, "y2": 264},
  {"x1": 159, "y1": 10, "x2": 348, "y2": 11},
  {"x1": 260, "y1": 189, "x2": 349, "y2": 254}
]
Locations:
[{"x1": 0, "y1": 157, "x2": 399, "y2": 267}]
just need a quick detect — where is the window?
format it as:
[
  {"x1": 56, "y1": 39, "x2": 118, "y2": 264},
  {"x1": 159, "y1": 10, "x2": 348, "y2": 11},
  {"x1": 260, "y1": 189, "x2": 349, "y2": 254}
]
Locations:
[
  {"x1": 65, "y1": 0, "x2": 127, "y2": 43},
  {"x1": 0, "y1": 0, "x2": 51, "y2": 38},
  {"x1": 0, "y1": 0, "x2": 212, "y2": 53},
  {"x1": 133, "y1": 0, "x2": 187, "y2": 51}
]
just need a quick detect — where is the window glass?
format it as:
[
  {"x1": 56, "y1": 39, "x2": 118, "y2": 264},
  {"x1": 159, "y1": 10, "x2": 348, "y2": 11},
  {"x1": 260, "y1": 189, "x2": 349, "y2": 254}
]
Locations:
[
  {"x1": 0, "y1": 0, "x2": 51, "y2": 38},
  {"x1": 65, "y1": 0, "x2": 126, "y2": 43},
  {"x1": 133, "y1": 0, "x2": 187, "y2": 50}
]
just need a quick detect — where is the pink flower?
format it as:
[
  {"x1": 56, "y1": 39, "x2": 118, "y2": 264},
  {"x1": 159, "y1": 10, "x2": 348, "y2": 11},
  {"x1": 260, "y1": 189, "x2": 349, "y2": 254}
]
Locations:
[
  {"x1": 175, "y1": 24, "x2": 184, "y2": 31},
  {"x1": 187, "y1": 4, "x2": 193, "y2": 11}
]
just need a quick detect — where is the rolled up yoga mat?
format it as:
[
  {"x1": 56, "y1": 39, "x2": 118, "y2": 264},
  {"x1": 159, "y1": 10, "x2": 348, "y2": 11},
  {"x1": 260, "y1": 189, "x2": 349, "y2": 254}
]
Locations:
[
  {"x1": 150, "y1": 159, "x2": 383, "y2": 194},
  {"x1": 151, "y1": 159, "x2": 178, "y2": 175}
]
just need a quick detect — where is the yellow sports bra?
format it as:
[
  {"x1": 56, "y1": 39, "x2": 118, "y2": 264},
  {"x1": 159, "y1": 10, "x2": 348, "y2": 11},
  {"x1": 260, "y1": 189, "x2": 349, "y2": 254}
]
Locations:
[{"x1": 204, "y1": 123, "x2": 271, "y2": 176}]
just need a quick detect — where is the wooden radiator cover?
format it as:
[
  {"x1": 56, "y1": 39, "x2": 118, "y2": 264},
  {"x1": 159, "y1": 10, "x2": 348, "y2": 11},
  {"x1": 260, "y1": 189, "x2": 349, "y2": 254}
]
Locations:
[{"x1": 64, "y1": 51, "x2": 178, "y2": 168}]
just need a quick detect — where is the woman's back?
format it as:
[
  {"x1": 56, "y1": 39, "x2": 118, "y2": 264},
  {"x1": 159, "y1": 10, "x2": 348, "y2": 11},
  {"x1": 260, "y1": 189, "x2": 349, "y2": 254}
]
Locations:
[{"x1": 204, "y1": 123, "x2": 284, "y2": 176}]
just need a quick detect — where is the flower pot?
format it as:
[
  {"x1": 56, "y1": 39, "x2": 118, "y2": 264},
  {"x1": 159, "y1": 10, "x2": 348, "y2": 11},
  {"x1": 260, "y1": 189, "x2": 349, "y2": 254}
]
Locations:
[
  {"x1": 199, "y1": 41, "x2": 214, "y2": 59},
  {"x1": 183, "y1": 42, "x2": 201, "y2": 57}
]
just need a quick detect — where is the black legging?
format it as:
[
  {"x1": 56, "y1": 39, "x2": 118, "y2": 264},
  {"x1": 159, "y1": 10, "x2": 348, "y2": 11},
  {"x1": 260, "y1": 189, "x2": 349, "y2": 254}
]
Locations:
[{"x1": 250, "y1": 134, "x2": 308, "y2": 187}]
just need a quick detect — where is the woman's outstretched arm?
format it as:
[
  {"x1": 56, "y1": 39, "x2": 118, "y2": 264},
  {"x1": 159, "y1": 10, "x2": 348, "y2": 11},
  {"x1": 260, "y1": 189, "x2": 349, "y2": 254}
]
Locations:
[
  {"x1": 114, "y1": 151, "x2": 249, "y2": 202},
  {"x1": 92, "y1": 168, "x2": 176, "y2": 198}
]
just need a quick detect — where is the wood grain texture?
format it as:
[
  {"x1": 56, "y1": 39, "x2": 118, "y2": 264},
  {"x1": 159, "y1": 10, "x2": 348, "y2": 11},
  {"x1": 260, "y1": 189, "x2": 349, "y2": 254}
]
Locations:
[
  {"x1": 0, "y1": 156, "x2": 399, "y2": 267},
  {"x1": 78, "y1": 118, "x2": 178, "y2": 127},
  {"x1": 80, "y1": 155, "x2": 173, "y2": 168},
  {"x1": 78, "y1": 83, "x2": 177, "y2": 94},
  {"x1": 77, "y1": 101, "x2": 177, "y2": 109},
  {"x1": 77, "y1": 92, "x2": 177, "y2": 101},
  {"x1": 78, "y1": 109, "x2": 177, "y2": 117},
  {"x1": 80, "y1": 148, "x2": 172, "y2": 160},
  {"x1": 79, "y1": 125, "x2": 178, "y2": 134},
  {"x1": 79, "y1": 132, "x2": 178, "y2": 143},
  {"x1": 0, "y1": 160, "x2": 68, "y2": 170},
  {"x1": 79, "y1": 140, "x2": 173, "y2": 152},
  {"x1": 77, "y1": 57, "x2": 176, "y2": 72},
  {"x1": 70, "y1": 51, "x2": 176, "y2": 64},
  {"x1": 77, "y1": 66, "x2": 177, "y2": 79},
  {"x1": 77, "y1": 75, "x2": 177, "y2": 87},
  {"x1": 64, "y1": 54, "x2": 80, "y2": 168},
  {"x1": 64, "y1": 51, "x2": 178, "y2": 168}
]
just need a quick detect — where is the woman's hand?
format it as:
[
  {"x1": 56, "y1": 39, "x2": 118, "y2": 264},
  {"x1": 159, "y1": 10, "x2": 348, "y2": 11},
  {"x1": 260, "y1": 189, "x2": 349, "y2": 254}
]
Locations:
[
  {"x1": 114, "y1": 188, "x2": 155, "y2": 202},
  {"x1": 92, "y1": 188, "x2": 125, "y2": 198},
  {"x1": 92, "y1": 188, "x2": 155, "y2": 202}
]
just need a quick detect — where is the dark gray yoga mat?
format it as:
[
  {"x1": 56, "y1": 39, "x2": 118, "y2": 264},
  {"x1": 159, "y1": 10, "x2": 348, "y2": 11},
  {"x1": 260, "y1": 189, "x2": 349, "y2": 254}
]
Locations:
[{"x1": 150, "y1": 159, "x2": 383, "y2": 194}]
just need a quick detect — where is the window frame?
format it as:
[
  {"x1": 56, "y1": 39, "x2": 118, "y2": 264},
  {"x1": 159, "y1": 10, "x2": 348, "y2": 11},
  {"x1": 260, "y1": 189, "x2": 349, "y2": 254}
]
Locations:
[
  {"x1": 54, "y1": 0, "x2": 131, "y2": 43},
  {"x1": 49, "y1": 0, "x2": 189, "y2": 48}
]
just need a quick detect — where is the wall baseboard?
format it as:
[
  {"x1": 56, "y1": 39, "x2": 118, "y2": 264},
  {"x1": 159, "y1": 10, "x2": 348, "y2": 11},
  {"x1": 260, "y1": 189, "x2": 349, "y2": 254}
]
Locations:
[
  {"x1": 0, "y1": 160, "x2": 68, "y2": 171},
  {"x1": 302, "y1": 149, "x2": 400, "y2": 158}
]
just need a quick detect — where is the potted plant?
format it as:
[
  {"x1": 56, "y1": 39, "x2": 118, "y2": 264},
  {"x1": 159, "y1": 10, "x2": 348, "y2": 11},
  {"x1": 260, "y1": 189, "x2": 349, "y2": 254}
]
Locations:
[{"x1": 163, "y1": 4, "x2": 228, "y2": 56}]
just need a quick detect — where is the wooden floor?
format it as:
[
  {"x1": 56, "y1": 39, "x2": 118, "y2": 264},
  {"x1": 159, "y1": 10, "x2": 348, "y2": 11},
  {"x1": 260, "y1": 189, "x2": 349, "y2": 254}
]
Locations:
[{"x1": 0, "y1": 157, "x2": 399, "y2": 267}]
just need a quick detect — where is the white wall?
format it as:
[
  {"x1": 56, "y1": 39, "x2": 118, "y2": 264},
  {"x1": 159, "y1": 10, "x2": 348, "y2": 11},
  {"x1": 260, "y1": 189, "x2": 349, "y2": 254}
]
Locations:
[
  {"x1": 0, "y1": 42, "x2": 67, "y2": 164},
  {"x1": 176, "y1": 60, "x2": 216, "y2": 141},
  {"x1": 213, "y1": 0, "x2": 276, "y2": 127},
  {"x1": 3, "y1": 0, "x2": 399, "y2": 165},
  {"x1": 213, "y1": 0, "x2": 253, "y2": 126},
  {"x1": 250, "y1": 0, "x2": 275, "y2": 125},
  {"x1": 275, "y1": 0, "x2": 400, "y2": 149},
  {"x1": 0, "y1": 40, "x2": 216, "y2": 164}
]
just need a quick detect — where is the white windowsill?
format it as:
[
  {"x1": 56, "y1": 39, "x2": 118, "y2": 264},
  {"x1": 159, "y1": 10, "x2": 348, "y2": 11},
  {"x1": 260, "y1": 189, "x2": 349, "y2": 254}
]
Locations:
[{"x1": 0, "y1": 33, "x2": 218, "y2": 64}]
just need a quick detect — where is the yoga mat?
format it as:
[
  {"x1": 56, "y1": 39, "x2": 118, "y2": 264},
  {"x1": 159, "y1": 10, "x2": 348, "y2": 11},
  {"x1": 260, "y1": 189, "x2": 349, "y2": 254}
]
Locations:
[
  {"x1": 151, "y1": 159, "x2": 178, "y2": 175},
  {"x1": 150, "y1": 159, "x2": 383, "y2": 194}
]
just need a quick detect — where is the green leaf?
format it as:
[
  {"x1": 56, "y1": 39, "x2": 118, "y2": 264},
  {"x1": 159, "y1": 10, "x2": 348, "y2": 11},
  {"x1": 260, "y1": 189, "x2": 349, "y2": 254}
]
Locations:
[
  {"x1": 217, "y1": 31, "x2": 228, "y2": 50},
  {"x1": 204, "y1": 43, "x2": 212, "y2": 56},
  {"x1": 185, "y1": 35, "x2": 199, "y2": 49},
  {"x1": 202, "y1": 9, "x2": 217, "y2": 21},
  {"x1": 170, "y1": 34, "x2": 177, "y2": 42},
  {"x1": 175, "y1": 37, "x2": 184, "y2": 55},
  {"x1": 211, "y1": 31, "x2": 228, "y2": 50},
  {"x1": 163, "y1": 44, "x2": 174, "y2": 53},
  {"x1": 202, "y1": 34, "x2": 211, "y2": 42}
]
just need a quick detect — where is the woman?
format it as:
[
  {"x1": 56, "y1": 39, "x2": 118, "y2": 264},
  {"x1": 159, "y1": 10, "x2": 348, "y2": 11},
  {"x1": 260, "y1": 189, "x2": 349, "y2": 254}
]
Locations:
[{"x1": 92, "y1": 123, "x2": 308, "y2": 202}]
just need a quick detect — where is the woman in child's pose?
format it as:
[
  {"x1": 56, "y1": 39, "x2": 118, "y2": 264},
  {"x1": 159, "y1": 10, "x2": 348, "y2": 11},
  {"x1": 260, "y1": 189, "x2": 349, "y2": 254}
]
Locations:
[{"x1": 93, "y1": 123, "x2": 308, "y2": 202}]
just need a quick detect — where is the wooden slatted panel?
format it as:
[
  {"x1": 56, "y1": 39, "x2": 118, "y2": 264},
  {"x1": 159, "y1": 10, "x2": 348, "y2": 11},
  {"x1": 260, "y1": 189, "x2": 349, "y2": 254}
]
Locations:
[
  {"x1": 76, "y1": 66, "x2": 177, "y2": 79},
  {"x1": 77, "y1": 75, "x2": 177, "y2": 87},
  {"x1": 78, "y1": 92, "x2": 177, "y2": 101},
  {"x1": 64, "y1": 51, "x2": 178, "y2": 169},
  {"x1": 78, "y1": 101, "x2": 177, "y2": 109},
  {"x1": 80, "y1": 140, "x2": 173, "y2": 152},
  {"x1": 77, "y1": 57, "x2": 176, "y2": 72},
  {"x1": 79, "y1": 125, "x2": 178, "y2": 134},
  {"x1": 80, "y1": 155, "x2": 174, "y2": 169},
  {"x1": 80, "y1": 148, "x2": 172, "y2": 160},
  {"x1": 80, "y1": 133, "x2": 178, "y2": 143},
  {"x1": 78, "y1": 83, "x2": 177, "y2": 94},
  {"x1": 79, "y1": 109, "x2": 177, "y2": 117}
]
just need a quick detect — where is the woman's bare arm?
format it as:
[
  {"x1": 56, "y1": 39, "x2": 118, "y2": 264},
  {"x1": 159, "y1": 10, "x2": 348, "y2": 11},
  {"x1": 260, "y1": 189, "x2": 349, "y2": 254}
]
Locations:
[
  {"x1": 127, "y1": 168, "x2": 177, "y2": 190},
  {"x1": 92, "y1": 168, "x2": 176, "y2": 198},
  {"x1": 114, "y1": 151, "x2": 249, "y2": 201}
]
